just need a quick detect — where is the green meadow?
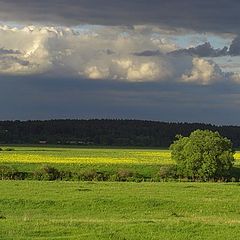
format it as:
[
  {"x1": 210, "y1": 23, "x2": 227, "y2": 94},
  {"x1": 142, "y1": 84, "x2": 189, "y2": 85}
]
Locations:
[
  {"x1": 0, "y1": 147, "x2": 240, "y2": 239},
  {"x1": 0, "y1": 181, "x2": 240, "y2": 240}
]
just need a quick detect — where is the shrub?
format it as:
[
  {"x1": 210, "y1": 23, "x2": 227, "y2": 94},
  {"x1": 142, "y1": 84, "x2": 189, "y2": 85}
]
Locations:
[
  {"x1": 34, "y1": 166, "x2": 60, "y2": 181},
  {"x1": 0, "y1": 166, "x2": 27, "y2": 180},
  {"x1": 79, "y1": 170, "x2": 108, "y2": 181},
  {"x1": 170, "y1": 130, "x2": 235, "y2": 180},
  {"x1": 4, "y1": 148, "x2": 15, "y2": 151},
  {"x1": 158, "y1": 165, "x2": 177, "y2": 180},
  {"x1": 0, "y1": 166, "x2": 16, "y2": 180},
  {"x1": 81, "y1": 170, "x2": 97, "y2": 181},
  {"x1": 59, "y1": 171, "x2": 74, "y2": 181},
  {"x1": 116, "y1": 169, "x2": 134, "y2": 181}
]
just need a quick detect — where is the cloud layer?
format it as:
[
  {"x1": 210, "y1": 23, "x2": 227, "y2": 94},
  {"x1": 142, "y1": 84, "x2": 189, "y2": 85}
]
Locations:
[
  {"x1": 1, "y1": 1, "x2": 240, "y2": 124},
  {"x1": 1, "y1": 0, "x2": 240, "y2": 34},
  {"x1": 1, "y1": 74, "x2": 240, "y2": 125},
  {"x1": 0, "y1": 24, "x2": 238, "y2": 85},
  {"x1": 169, "y1": 42, "x2": 228, "y2": 58}
]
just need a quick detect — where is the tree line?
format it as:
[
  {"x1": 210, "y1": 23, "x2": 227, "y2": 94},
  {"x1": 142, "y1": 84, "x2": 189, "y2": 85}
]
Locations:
[{"x1": 0, "y1": 119, "x2": 240, "y2": 147}]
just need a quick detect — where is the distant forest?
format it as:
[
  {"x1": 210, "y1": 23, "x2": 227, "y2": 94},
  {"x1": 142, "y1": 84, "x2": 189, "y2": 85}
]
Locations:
[{"x1": 0, "y1": 119, "x2": 240, "y2": 148}]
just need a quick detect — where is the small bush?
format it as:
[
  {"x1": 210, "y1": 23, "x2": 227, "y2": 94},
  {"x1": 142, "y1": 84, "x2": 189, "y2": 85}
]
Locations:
[
  {"x1": 59, "y1": 171, "x2": 74, "y2": 181},
  {"x1": 0, "y1": 166, "x2": 28, "y2": 180},
  {"x1": 79, "y1": 170, "x2": 98, "y2": 181},
  {"x1": 158, "y1": 165, "x2": 177, "y2": 181},
  {"x1": 95, "y1": 171, "x2": 109, "y2": 181},
  {"x1": 0, "y1": 166, "x2": 17, "y2": 180},
  {"x1": 12, "y1": 171, "x2": 29, "y2": 180},
  {"x1": 79, "y1": 170, "x2": 109, "y2": 181},
  {"x1": 4, "y1": 148, "x2": 15, "y2": 151},
  {"x1": 116, "y1": 169, "x2": 134, "y2": 181},
  {"x1": 109, "y1": 174, "x2": 118, "y2": 182},
  {"x1": 34, "y1": 166, "x2": 60, "y2": 181}
]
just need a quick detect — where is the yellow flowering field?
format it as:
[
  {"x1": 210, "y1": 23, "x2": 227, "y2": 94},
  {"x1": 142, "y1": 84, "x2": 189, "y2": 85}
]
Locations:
[
  {"x1": 234, "y1": 152, "x2": 240, "y2": 164},
  {"x1": 0, "y1": 146, "x2": 239, "y2": 165},
  {"x1": 0, "y1": 147, "x2": 173, "y2": 165}
]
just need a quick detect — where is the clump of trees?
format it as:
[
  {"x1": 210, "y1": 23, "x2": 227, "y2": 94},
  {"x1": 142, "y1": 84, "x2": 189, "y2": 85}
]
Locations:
[{"x1": 170, "y1": 130, "x2": 235, "y2": 180}]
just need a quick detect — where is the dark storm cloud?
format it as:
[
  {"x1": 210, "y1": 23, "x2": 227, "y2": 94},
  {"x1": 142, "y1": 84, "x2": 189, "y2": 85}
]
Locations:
[
  {"x1": 0, "y1": 74, "x2": 240, "y2": 125},
  {"x1": 169, "y1": 42, "x2": 228, "y2": 58},
  {"x1": 0, "y1": 48, "x2": 21, "y2": 55},
  {"x1": 1, "y1": 1, "x2": 240, "y2": 125},
  {"x1": 229, "y1": 36, "x2": 240, "y2": 56},
  {"x1": 1, "y1": 0, "x2": 240, "y2": 33},
  {"x1": 0, "y1": 55, "x2": 30, "y2": 69},
  {"x1": 169, "y1": 37, "x2": 240, "y2": 57},
  {"x1": 135, "y1": 42, "x2": 230, "y2": 58},
  {"x1": 133, "y1": 50, "x2": 162, "y2": 57}
]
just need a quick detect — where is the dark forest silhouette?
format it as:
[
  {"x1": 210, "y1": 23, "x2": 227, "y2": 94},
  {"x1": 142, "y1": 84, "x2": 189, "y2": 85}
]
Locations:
[{"x1": 0, "y1": 119, "x2": 240, "y2": 147}]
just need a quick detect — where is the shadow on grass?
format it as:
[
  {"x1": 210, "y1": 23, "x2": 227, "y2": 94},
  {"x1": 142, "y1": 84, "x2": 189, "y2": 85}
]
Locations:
[{"x1": 229, "y1": 167, "x2": 240, "y2": 179}]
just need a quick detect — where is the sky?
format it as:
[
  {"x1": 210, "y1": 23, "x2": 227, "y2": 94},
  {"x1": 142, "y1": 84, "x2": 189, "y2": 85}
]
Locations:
[{"x1": 0, "y1": 0, "x2": 240, "y2": 125}]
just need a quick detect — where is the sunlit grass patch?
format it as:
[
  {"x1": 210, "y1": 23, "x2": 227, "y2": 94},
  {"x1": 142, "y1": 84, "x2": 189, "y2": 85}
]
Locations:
[{"x1": 0, "y1": 181, "x2": 240, "y2": 239}]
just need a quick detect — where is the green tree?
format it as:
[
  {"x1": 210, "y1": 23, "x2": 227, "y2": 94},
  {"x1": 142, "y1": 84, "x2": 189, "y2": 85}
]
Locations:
[{"x1": 170, "y1": 130, "x2": 235, "y2": 180}]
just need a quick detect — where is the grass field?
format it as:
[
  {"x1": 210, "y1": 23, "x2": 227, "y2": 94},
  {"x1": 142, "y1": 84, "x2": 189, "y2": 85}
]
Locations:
[
  {"x1": 1, "y1": 147, "x2": 240, "y2": 239},
  {"x1": 0, "y1": 181, "x2": 240, "y2": 239}
]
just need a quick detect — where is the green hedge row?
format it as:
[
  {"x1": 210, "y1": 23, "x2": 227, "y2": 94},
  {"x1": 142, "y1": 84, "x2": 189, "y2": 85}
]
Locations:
[{"x1": 0, "y1": 165, "x2": 240, "y2": 182}]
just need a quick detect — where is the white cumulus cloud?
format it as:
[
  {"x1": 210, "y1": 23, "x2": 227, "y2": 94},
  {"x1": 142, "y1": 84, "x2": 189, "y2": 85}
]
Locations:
[
  {"x1": 0, "y1": 24, "x2": 234, "y2": 84},
  {"x1": 181, "y1": 58, "x2": 224, "y2": 85}
]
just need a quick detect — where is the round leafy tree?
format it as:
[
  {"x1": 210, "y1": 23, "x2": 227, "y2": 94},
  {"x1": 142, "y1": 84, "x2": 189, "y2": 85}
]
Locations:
[{"x1": 170, "y1": 130, "x2": 235, "y2": 180}]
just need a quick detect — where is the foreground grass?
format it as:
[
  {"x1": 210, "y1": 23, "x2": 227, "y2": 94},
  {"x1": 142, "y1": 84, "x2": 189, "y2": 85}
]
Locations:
[{"x1": 0, "y1": 181, "x2": 240, "y2": 239}]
